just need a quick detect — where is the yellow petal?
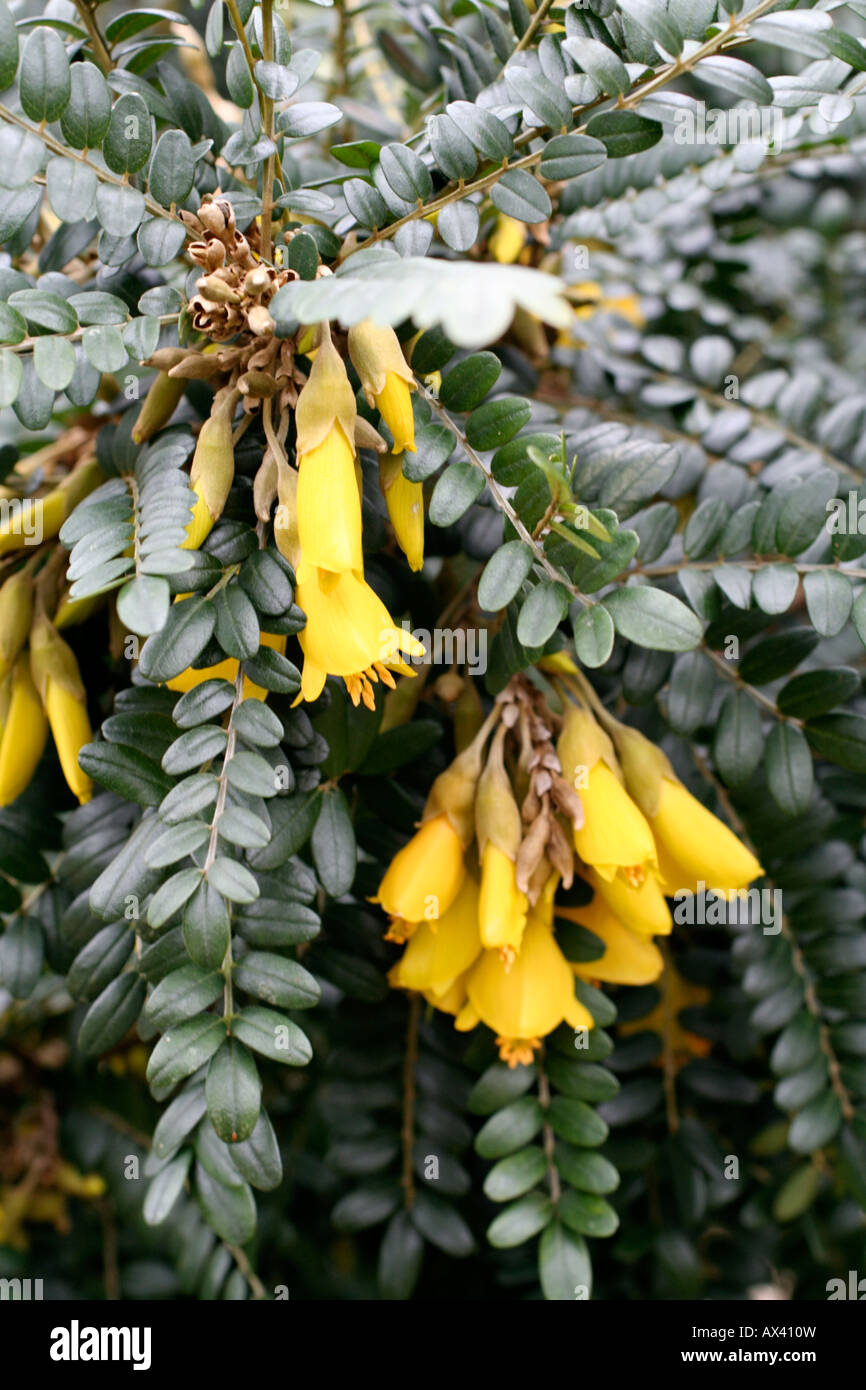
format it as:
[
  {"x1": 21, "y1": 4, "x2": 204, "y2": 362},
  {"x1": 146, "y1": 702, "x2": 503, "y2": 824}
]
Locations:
[
  {"x1": 652, "y1": 778, "x2": 763, "y2": 893},
  {"x1": 466, "y1": 916, "x2": 591, "y2": 1042},
  {"x1": 297, "y1": 424, "x2": 363, "y2": 576},
  {"x1": 0, "y1": 659, "x2": 47, "y2": 807},
  {"x1": 564, "y1": 897, "x2": 664, "y2": 985},
  {"x1": 388, "y1": 876, "x2": 481, "y2": 995},
  {"x1": 182, "y1": 479, "x2": 215, "y2": 551},
  {"x1": 373, "y1": 812, "x2": 465, "y2": 922},
  {"x1": 575, "y1": 760, "x2": 657, "y2": 884},
  {"x1": 479, "y1": 843, "x2": 527, "y2": 953},
  {"x1": 375, "y1": 373, "x2": 416, "y2": 454},
  {"x1": 45, "y1": 679, "x2": 92, "y2": 804},
  {"x1": 584, "y1": 865, "x2": 672, "y2": 937},
  {"x1": 381, "y1": 461, "x2": 424, "y2": 571},
  {"x1": 489, "y1": 214, "x2": 526, "y2": 265}
]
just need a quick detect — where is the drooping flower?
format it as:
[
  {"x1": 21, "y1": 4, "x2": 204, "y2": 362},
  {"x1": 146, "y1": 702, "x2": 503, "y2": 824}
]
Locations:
[
  {"x1": 182, "y1": 386, "x2": 240, "y2": 551},
  {"x1": 348, "y1": 320, "x2": 416, "y2": 454},
  {"x1": 558, "y1": 706, "x2": 656, "y2": 885},
  {"x1": 374, "y1": 812, "x2": 466, "y2": 924},
  {"x1": 0, "y1": 655, "x2": 47, "y2": 807},
  {"x1": 29, "y1": 616, "x2": 92, "y2": 804},
  {"x1": 456, "y1": 914, "x2": 594, "y2": 1068},
  {"x1": 295, "y1": 334, "x2": 363, "y2": 579},
  {"x1": 560, "y1": 897, "x2": 664, "y2": 986},
  {"x1": 294, "y1": 560, "x2": 423, "y2": 708},
  {"x1": 476, "y1": 725, "x2": 527, "y2": 959},
  {"x1": 388, "y1": 876, "x2": 481, "y2": 1000},
  {"x1": 584, "y1": 865, "x2": 672, "y2": 938},
  {"x1": 651, "y1": 778, "x2": 764, "y2": 894},
  {"x1": 379, "y1": 452, "x2": 424, "y2": 572}
]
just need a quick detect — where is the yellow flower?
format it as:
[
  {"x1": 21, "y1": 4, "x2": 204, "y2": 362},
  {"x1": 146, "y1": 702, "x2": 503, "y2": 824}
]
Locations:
[
  {"x1": 651, "y1": 778, "x2": 763, "y2": 894},
  {"x1": 347, "y1": 320, "x2": 416, "y2": 454},
  {"x1": 294, "y1": 560, "x2": 423, "y2": 707},
  {"x1": 574, "y1": 759, "x2": 657, "y2": 885},
  {"x1": 478, "y1": 843, "x2": 528, "y2": 959},
  {"x1": 182, "y1": 387, "x2": 239, "y2": 551},
  {"x1": 166, "y1": 631, "x2": 287, "y2": 702},
  {"x1": 456, "y1": 915, "x2": 594, "y2": 1067},
  {"x1": 489, "y1": 214, "x2": 526, "y2": 265},
  {"x1": 296, "y1": 423, "x2": 363, "y2": 579},
  {"x1": 373, "y1": 811, "x2": 465, "y2": 923},
  {"x1": 0, "y1": 656, "x2": 47, "y2": 807},
  {"x1": 44, "y1": 678, "x2": 92, "y2": 804},
  {"x1": 388, "y1": 876, "x2": 481, "y2": 999},
  {"x1": 560, "y1": 897, "x2": 663, "y2": 986},
  {"x1": 374, "y1": 373, "x2": 416, "y2": 454},
  {"x1": 584, "y1": 865, "x2": 672, "y2": 938},
  {"x1": 0, "y1": 570, "x2": 32, "y2": 684},
  {"x1": 379, "y1": 453, "x2": 424, "y2": 572}
]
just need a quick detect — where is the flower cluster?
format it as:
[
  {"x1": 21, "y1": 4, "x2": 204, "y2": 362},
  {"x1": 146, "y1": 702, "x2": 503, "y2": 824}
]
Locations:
[{"x1": 377, "y1": 672, "x2": 763, "y2": 1067}]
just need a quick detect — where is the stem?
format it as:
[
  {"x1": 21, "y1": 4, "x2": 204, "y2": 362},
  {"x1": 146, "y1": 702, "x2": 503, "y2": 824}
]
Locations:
[
  {"x1": 73, "y1": 0, "x2": 113, "y2": 75},
  {"x1": 401, "y1": 993, "x2": 420, "y2": 1209},
  {"x1": 260, "y1": 0, "x2": 276, "y2": 263},
  {"x1": 340, "y1": 0, "x2": 781, "y2": 262},
  {"x1": 537, "y1": 1049, "x2": 561, "y2": 1207},
  {"x1": 689, "y1": 745, "x2": 855, "y2": 1125},
  {"x1": 205, "y1": 662, "x2": 246, "y2": 1023}
]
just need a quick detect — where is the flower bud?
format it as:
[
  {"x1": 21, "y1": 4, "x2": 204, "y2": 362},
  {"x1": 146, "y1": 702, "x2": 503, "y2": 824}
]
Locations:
[
  {"x1": 295, "y1": 332, "x2": 362, "y2": 578},
  {"x1": 347, "y1": 320, "x2": 416, "y2": 454},
  {"x1": 132, "y1": 371, "x2": 187, "y2": 444},
  {"x1": 29, "y1": 615, "x2": 92, "y2": 804},
  {"x1": 183, "y1": 387, "x2": 240, "y2": 550},
  {"x1": 0, "y1": 571, "x2": 32, "y2": 684},
  {"x1": 0, "y1": 655, "x2": 47, "y2": 807},
  {"x1": 379, "y1": 452, "x2": 424, "y2": 572}
]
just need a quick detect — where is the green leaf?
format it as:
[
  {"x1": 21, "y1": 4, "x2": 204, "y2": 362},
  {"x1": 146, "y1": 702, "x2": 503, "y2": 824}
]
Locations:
[
  {"x1": 146, "y1": 1015, "x2": 226, "y2": 1100},
  {"x1": 802, "y1": 569, "x2": 853, "y2": 638},
  {"x1": 8, "y1": 289, "x2": 77, "y2": 336},
  {"x1": 571, "y1": 603, "x2": 614, "y2": 668},
  {"x1": 585, "y1": 111, "x2": 662, "y2": 158},
  {"x1": 206, "y1": 1039, "x2": 261, "y2": 1144},
  {"x1": 195, "y1": 1161, "x2": 256, "y2": 1244},
  {"x1": 559, "y1": 1189, "x2": 619, "y2": 1238},
  {"x1": 777, "y1": 667, "x2": 860, "y2": 720},
  {"x1": 487, "y1": 1191, "x2": 552, "y2": 1248},
  {"x1": 139, "y1": 596, "x2": 216, "y2": 682},
  {"x1": 214, "y1": 585, "x2": 260, "y2": 660},
  {"x1": 103, "y1": 93, "x2": 153, "y2": 175},
  {"x1": 183, "y1": 880, "x2": 231, "y2": 970},
  {"x1": 78, "y1": 973, "x2": 146, "y2": 1057},
  {"x1": 766, "y1": 723, "x2": 813, "y2": 816},
  {"x1": 483, "y1": 1147, "x2": 547, "y2": 1203},
  {"x1": 0, "y1": 0, "x2": 19, "y2": 90},
  {"x1": 468, "y1": 1060, "x2": 536, "y2": 1115},
  {"x1": 478, "y1": 540, "x2": 534, "y2": 612},
  {"x1": 788, "y1": 1092, "x2": 843, "y2": 1155},
  {"x1": 564, "y1": 36, "x2": 629, "y2": 95},
  {"x1": 516, "y1": 581, "x2": 569, "y2": 647},
  {"x1": 0, "y1": 917, "x2": 43, "y2": 999},
  {"x1": 428, "y1": 461, "x2": 485, "y2": 526},
  {"x1": 148, "y1": 128, "x2": 195, "y2": 206},
  {"x1": 33, "y1": 335, "x2": 76, "y2": 392},
  {"x1": 144, "y1": 963, "x2": 223, "y2": 1029},
  {"x1": 805, "y1": 713, "x2": 866, "y2": 773},
  {"x1": 311, "y1": 788, "x2": 356, "y2": 895},
  {"x1": 465, "y1": 396, "x2": 531, "y2": 452},
  {"x1": 490, "y1": 169, "x2": 552, "y2": 224},
  {"x1": 548, "y1": 1096, "x2": 608, "y2": 1147},
  {"x1": 232, "y1": 1005, "x2": 312, "y2": 1066},
  {"x1": 604, "y1": 587, "x2": 703, "y2": 652},
  {"x1": 19, "y1": 26, "x2": 70, "y2": 123},
  {"x1": 439, "y1": 352, "x2": 501, "y2": 412},
  {"x1": 60, "y1": 60, "x2": 112, "y2": 149},
  {"x1": 378, "y1": 1211, "x2": 424, "y2": 1300},
  {"x1": 45, "y1": 157, "x2": 97, "y2": 224},
  {"x1": 143, "y1": 1150, "x2": 190, "y2": 1226},
  {"x1": 538, "y1": 1221, "x2": 592, "y2": 1300},
  {"x1": 233, "y1": 951, "x2": 320, "y2": 1010},
  {"x1": 772, "y1": 1163, "x2": 820, "y2": 1222},
  {"x1": 539, "y1": 133, "x2": 607, "y2": 182},
  {"x1": 713, "y1": 690, "x2": 762, "y2": 787},
  {"x1": 79, "y1": 741, "x2": 173, "y2": 806},
  {"x1": 475, "y1": 1096, "x2": 543, "y2": 1159}
]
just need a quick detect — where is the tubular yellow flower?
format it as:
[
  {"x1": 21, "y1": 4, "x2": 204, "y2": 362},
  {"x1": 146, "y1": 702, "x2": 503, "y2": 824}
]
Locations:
[
  {"x1": 388, "y1": 876, "x2": 481, "y2": 998},
  {"x1": 132, "y1": 370, "x2": 186, "y2": 444},
  {"x1": 374, "y1": 811, "x2": 465, "y2": 924},
  {"x1": 479, "y1": 843, "x2": 528, "y2": 959},
  {"x1": 44, "y1": 678, "x2": 92, "y2": 804},
  {"x1": 379, "y1": 453, "x2": 424, "y2": 571},
  {"x1": 456, "y1": 915, "x2": 594, "y2": 1067},
  {"x1": 347, "y1": 320, "x2": 416, "y2": 454},
  {"x1": 182, "y1": 387, "x2": 240, "y2": 551},
  {"x1": 0, "y1": 571, "x2": 32, "y2": 684},
  {"x1": 294, "y1": 560, "x2": 423, "y2": 708},
  {"x1": 0, "y1": 457, "x2": 102, "y2": 558},
  {"x1": 560, "y1": 897, "x2": 664, "y2": 986},
  {"x1": 651, "y1": 778, "x2": 764, "y2": 894},
  {"x1": 558, "y1": 706, "x2": 656, "y2": 885},
  {"x1": 296, "y1": 423, "x2": 363, "y2": 579},
  {"x1": 585, "y1": 865, "x2": 672, "y2": 938},
  {"x1": 476, "y1": 724, "x2": 527, "y2": 958},
  {"x1": 0, "y1": 656, "x2": 47, "y2": 807},
  {"x1": 489, "y1": 214, "x2": 526, "y2": 265}
]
